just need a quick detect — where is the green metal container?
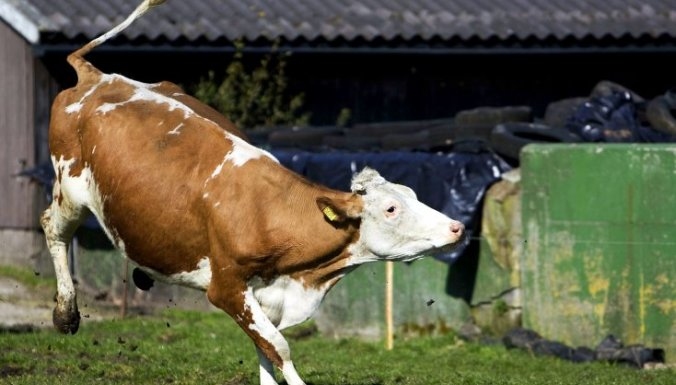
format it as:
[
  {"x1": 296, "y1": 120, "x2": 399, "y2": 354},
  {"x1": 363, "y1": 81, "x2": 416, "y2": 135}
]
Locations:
[
  {"x1": 521, "y1": 144, "x2": 676, "y2": 361},
  {"x1": 470, "y1": 172, "x2": 523, "y2": 336},
  {"x1": 316, "y1": 258, "x2": 471, "y2": 339}
]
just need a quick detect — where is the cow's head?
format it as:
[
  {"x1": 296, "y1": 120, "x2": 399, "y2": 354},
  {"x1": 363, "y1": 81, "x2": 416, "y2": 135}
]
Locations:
[{"x1": 317, "y1": 167, "x2": 464, "y2": 262}]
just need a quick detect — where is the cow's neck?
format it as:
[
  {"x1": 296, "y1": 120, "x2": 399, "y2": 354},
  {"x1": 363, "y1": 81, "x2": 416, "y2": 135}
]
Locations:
[{"x1": 266, "y1": 168, "x2": 362, "y2": 289}]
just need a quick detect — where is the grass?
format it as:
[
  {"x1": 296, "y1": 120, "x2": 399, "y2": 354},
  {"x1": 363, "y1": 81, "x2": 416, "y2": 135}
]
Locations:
[
  {"x1": 0, "y1": 265, "x2": 55, "y2": 289},
  {"x1": 0, "y1": 310, "x2": 673, "y2": 385}
]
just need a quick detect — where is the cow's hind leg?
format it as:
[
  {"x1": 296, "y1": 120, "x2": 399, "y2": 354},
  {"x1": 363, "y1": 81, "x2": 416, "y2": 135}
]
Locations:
[{"x1": 41, "y1": 194, "x2": 88, "y2": 334}]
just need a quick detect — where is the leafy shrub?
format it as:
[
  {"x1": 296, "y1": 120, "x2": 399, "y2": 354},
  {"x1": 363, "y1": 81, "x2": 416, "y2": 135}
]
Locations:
[{"x1": 192, "y1": 40, "x2": 310, "y2": 130}]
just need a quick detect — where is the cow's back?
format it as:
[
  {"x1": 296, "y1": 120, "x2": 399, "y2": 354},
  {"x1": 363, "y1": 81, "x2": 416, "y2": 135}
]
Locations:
[{"x1": 48, "y1": 72, "x2": 272, "y2": 275}]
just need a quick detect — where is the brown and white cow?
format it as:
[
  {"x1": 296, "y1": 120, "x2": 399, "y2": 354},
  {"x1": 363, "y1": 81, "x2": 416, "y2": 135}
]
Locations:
[{"x1": 41, "y1": 1, "x2": 465, "y2": 384}]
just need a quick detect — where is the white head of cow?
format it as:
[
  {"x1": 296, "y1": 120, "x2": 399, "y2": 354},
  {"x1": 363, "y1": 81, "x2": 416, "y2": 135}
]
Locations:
[{"x1": 317, "y1": 167, "x2": 464, "y2": 263}]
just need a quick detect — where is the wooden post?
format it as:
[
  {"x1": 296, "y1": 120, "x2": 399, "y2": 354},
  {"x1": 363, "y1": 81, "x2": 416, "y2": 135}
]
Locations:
[
  {"x1": 385, "y1": 261, "x2": 394, "y2": 350},
  {"x1": 120, "y1": 258, "x2": 129, "y2": 318}
]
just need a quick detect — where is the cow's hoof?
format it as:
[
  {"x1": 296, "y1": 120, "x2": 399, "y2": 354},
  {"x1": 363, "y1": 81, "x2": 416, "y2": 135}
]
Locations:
[{"x1": 53, "y1": 303, "x2": 81, "y2": 334}]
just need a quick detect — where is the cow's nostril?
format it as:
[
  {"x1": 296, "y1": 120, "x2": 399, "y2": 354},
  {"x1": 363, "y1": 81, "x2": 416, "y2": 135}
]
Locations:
[{"x1": 450, "y1": 222, "x2": 462, "y2": 234}]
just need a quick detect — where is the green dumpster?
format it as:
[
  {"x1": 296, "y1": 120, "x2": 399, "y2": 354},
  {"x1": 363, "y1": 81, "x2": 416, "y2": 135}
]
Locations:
[{"x1": 521, "y1": 144, "x2": 676, "y2": 361}]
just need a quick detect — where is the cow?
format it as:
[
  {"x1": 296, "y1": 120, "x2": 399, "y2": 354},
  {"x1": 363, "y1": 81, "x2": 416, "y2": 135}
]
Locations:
[{"x1": 40, "y1": 1, "x2": 465, "y2": 384}]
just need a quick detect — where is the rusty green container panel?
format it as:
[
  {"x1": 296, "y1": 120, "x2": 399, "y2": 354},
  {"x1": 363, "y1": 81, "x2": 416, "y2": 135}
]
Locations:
[
  {"x1": 471, "y1": 173, "x2": 523, "y2": 335},
  {"x1": 315, "y1": 258, "x2": 471, "y2": 339},
  {"x1": 521, "y1": 144, "x2": 676, "y2": 361},
  {"x1": 472, "y1": 174, "x2": 522, "y2": 305}
]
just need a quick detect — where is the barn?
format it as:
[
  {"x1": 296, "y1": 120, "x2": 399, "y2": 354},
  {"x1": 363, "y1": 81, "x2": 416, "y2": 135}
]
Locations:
[{"x1": 1, "y1": 0, "x2": 676, "y2": 266}]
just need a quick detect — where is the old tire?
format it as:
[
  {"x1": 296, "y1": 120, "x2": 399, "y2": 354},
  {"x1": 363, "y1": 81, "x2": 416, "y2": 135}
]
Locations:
[
  {"x1": 454, "y1": 106, "x2": 532, "y2": 126},
  {"x1": 381, "y1": 131, "x2": 430, "y2": 151},
  {"x1": 646, "y1": 92, "x2": 676, "y2": 136},
  {"x1": 591, "y1": 80, "x2": 645, "y2": 103},
  {"x1": 543, "y1": 97, "x2": 587, "y2": 129},
  {"x1": 490, "y1": 123, "x2": 580, "y2": 161},
  {"x1": 268, "y1": 126, "x2": 343, "y2": 148},
  {"x1": 350, "y1": 118, "x2": 454, "y2": 137},
  {"x1": 322, "y1": 135, "x2": 382, "y2": 151}
]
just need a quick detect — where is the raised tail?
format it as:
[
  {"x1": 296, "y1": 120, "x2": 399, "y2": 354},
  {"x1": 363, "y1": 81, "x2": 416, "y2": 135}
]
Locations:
[{"x1": 67, "y1": 0, "x2": 166, "y2": 83}]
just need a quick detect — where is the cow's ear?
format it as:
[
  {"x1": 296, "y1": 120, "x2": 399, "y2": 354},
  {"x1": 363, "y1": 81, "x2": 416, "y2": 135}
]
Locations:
[
  {"x1": 316, "y1": 195, "x2": 362, "y2": 223},
  {"x1": 351, "y1": 167, "x2": 386, "y2": 194}
]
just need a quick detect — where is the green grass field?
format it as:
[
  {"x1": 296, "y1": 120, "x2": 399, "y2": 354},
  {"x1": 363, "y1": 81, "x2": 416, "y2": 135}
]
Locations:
[{"x1": 1, "y1": 310, "x2": 673, "y2": 385}]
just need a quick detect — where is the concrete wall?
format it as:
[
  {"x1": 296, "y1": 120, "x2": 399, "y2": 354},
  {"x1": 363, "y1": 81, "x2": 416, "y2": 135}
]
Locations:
[{"x1": 0, "y1": 229, "x2": 48, "y2": 270}]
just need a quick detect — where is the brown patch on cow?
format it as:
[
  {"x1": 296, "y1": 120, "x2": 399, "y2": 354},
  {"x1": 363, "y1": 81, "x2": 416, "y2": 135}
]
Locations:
[{"x1": 202, "y1": 162, "x2": 364, "y2": 281}]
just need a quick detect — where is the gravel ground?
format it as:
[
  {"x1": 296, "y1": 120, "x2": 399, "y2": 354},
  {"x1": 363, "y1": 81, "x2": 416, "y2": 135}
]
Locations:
[
  {"x1": 0, "y1": 276, "x2": 118, "y2": 331},
  {"x1": 0, "y1": 272, "x2": 213, "y2": 332},
  {"x1": 0, "y1": 277, "x2": 53, "y2": 328}
]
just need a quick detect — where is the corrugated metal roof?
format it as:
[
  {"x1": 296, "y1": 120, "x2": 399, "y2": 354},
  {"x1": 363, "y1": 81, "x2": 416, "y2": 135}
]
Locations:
[{"x1": 6, "y1": 0, "x2": 676, "y2": 45}]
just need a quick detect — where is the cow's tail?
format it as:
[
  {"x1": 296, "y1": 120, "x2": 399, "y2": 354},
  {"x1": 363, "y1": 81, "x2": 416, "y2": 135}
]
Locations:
[{"x1": 66, "y1": 0, "x2": 166, "y2": 83}]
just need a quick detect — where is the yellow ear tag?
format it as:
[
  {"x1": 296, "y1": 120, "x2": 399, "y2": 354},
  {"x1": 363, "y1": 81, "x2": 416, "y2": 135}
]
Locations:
[{"x1": 323, "y1": 206, "x2": 339, "y2": 222}]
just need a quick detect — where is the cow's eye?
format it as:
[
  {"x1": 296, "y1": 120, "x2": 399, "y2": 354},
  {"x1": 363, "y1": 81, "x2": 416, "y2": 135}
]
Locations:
[{"x1": 384, "y1": 202, "x2": 400, "y2": 218}]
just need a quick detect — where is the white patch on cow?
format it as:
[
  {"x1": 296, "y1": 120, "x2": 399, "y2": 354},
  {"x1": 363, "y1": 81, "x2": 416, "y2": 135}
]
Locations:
[
  {"x1": 243, "y1": 286, "x2": 306, "y2": 385},
  {"x1": 202, "y1": 192, "x2": 209, "y2": 199},
  {"x1": 91, "y1": 145, "x2": 96, "y2": 155},
  {"x1": 344, "y1": 242, "x2": 379, "y2": 267},
  {"x1": 250, "y1": 276, "x2": 328, "y2": 330},
  {"x1": 96, "y1": 86, "x2": 193, "y2": 118},
  {"x1": 210, "y1": 159, "x2": 226, "y2": 178},
  {"x1": 64, "y1": 75, "x2": 113, "y2": 114},
  {"x1": 243, "y1": 286, "x2": 291, "y2": 350},
  {"x1": 53, "y1": 155, "x2": 126, "y2": 252},
  {"x1": 165, "y1": 257, "x2": 212, "y2": 290},
  {"x1": 167, "y1": 122, "x2": 184, "y2": 135},
  {"x1": 203, "y1": 134, "x2": 280, "y2": 188},
  {"x1": 96, "y1": 102, "x2": 121, "y2": 114},
  {"x1": 135, "y1": 257, "x2": 212, "y2": 290},
  {"x1": 55, "y1": 157, "x2": 101, "y2": 213},
  {"x1": 214, "y1": 202, "x2": 221, "y2": 207},
  {"x1": 224, "y1": 133, "x2": 273, "y2": 167},
  {"x1": 109, "y1": 73, "x2": 155, "y2": 90},
  {"x1": 65, "y1": 102, "x2": 83, "y2": 114},
  {"x1": 202, "y1": 133, "x2": 279, "y2": 188}
]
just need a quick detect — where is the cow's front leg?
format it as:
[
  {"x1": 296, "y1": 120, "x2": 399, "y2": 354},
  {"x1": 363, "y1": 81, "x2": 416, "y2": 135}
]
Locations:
[
  {"x1": 207, "y1": 278, "x2": 305, "y2": 385},
  {"x1": 256, "y1": 346, "x2": 278, "y2": 385}
]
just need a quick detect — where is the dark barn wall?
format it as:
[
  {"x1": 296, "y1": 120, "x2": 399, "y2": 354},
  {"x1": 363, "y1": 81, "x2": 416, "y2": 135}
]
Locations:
[
  {"x1": 40, "y1": 47, "x2": 676, "y2": 127},
  {"x1": 284, "y1": 51, "x2": 676, "y2": 125}
]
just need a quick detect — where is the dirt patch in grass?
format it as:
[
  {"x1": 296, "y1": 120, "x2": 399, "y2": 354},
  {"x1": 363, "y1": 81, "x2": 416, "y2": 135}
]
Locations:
[
  {"x1": 0, "y1": 364, "x2": 33, "y2": 378},
  {"x1": 223, "y1": 373, "x2": 253, "y2": 385}
]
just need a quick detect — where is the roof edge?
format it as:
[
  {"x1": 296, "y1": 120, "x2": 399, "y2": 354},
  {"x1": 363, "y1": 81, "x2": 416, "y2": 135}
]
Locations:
[
  {"x1": 34, "y1": 40, "x2": 676, "y2": 58},
  {"x1": 0, "y1": 0, "x2": 56, "y2": 43}
]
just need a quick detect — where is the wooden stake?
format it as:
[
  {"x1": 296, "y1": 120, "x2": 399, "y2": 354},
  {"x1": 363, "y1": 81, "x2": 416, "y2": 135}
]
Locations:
[
  {"x1": 385, "y1": 261, "x2": 394, "y2": 350},
  {"x1": 121, "y1": 258, "x2": 129, "y2": 318}
]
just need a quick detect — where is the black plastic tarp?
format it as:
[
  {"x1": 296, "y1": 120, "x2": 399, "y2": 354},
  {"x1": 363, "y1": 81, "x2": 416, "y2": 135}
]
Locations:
[{"x1": 566, "y1": 90, "x2": 676, "y2": 143}]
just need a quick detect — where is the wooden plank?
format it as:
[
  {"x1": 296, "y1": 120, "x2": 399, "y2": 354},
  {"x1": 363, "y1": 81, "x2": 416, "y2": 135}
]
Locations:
[{"x1": 0, "y1": 22, "x2": 37, "y2": 228}]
